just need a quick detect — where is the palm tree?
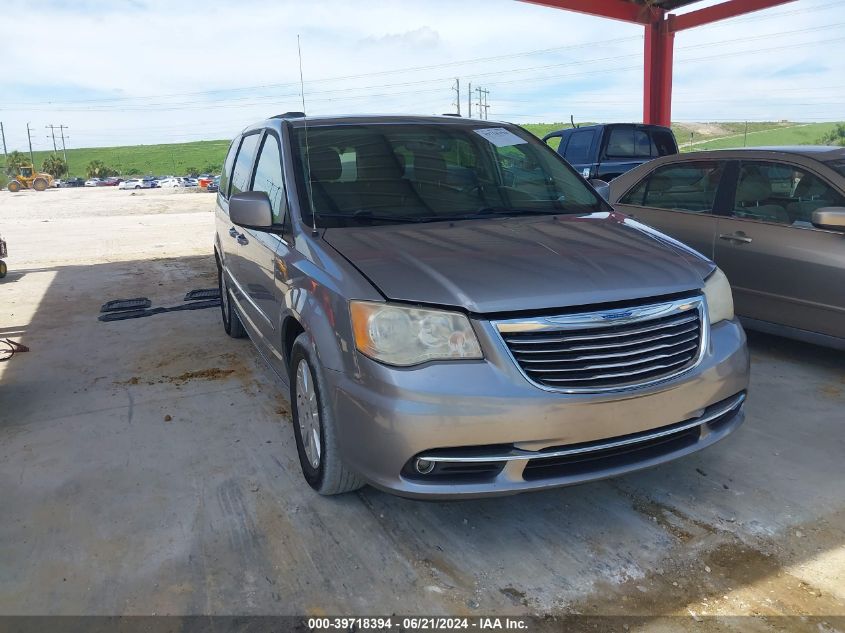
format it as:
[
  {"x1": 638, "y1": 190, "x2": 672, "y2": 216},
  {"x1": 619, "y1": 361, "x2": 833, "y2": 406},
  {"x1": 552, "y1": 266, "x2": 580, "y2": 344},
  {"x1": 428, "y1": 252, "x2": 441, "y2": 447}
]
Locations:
[{"x1": 42, "y1": 154, "x2": 68, "y2": 178}]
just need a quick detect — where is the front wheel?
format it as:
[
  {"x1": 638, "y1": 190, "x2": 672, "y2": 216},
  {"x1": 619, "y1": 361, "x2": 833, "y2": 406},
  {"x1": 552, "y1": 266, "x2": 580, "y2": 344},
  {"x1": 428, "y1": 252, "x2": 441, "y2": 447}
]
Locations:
[
  {"x1": 0, "y1": 260, "x2": 7, "y2": 278},
  {"x1": 7, "y1": 181, "x2": 21, "y2": 192},
  {"x1": 218, "y1": 260, "x2": 246, "y2": 338},
  {"x1": 289, "y1": 333, "x2": 364, "y2": 495},
  {"x1": 32, "y1": 178, "x2": 48, "y2": 191}
]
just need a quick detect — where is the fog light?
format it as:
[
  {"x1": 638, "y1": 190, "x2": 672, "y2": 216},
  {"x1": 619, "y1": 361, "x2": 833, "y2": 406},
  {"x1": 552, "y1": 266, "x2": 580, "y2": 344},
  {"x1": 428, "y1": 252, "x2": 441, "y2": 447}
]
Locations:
[{"x1": 415, "y1": 458, "x2": 435, "y2": 474}]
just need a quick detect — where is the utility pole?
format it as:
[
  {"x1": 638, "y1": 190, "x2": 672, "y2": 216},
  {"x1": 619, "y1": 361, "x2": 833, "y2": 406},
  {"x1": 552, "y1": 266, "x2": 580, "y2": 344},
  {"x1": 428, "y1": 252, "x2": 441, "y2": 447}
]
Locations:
[
  {"x1": 26, "y1": 122, "x2": 35, "y2": 166},
  {"x1": 451, "y1": 78, "x2": 461, "y2": 116},
  {"x1": 46, "y1": 124, "x2": 58, "y2": 153},
  {"x1": 58, "y1": 125, "x2": 69, "y2": 169},
  {"x1": 476, "y1": 87, "x2": 490, "y2": 120},
  {"x1": 467, "y1": 82, "x2": 472, "y2": 119},
  {"x1": 0, "y1": 122, "x2": 7, "y2": 166},
  {"x1": 743, "y1": 121, "x2": 748, "y2": 147}
]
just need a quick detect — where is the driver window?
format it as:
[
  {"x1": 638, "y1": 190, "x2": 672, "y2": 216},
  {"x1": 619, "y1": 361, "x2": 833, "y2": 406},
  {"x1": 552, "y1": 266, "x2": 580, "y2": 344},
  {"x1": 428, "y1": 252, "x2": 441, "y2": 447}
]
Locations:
[{"x1": 251, "y1": 134, "x2": 286, "y2": 224}]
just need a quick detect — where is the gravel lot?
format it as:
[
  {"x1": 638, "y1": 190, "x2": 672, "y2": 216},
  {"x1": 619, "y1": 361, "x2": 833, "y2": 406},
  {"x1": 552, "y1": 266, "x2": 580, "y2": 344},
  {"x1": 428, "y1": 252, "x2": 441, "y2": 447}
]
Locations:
[{"x1": 0, "y1": 187, "x2": 843, "y2": 629}]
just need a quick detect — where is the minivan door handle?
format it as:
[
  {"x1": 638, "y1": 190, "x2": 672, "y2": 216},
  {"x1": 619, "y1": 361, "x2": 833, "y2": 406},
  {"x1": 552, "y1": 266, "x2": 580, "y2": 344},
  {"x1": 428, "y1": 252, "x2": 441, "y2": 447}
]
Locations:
[
  {"x1": 228, "y1": 226, "x2": 238, "y2": 238},
  {"x1": 236, "y1": 234, "x2": 249, "y2": 245},
  {"x1": 719, "y1": 232, "x2": 753, "y2": 244}
]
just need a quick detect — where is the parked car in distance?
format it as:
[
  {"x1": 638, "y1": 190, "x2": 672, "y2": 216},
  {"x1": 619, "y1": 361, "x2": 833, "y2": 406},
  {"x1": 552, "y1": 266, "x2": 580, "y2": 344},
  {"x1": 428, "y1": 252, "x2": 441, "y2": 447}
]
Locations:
[
  {"x1": 609, "y1": 146, "x2": 845, "y2": 350},
  {"x1": 183, "y1": 177, "x2": 199, "y2": 187},
  {"x1": 215, "y1": 113, "x2": 749, "y2": 499},
  {"x1": 543, "y1": 123, "x2": 678, "y2": 181},
  {"x1": 101, "y1": 177, "x2": 122, "y2": 186},
  {"x1": 59, "y1": 177, "x2": 85, "y2": 188},
  {"x1": 206, "y1": 176, "x2": 219, "y2": 193},
  {"x1": 119, "y1": 178, "x2": 152, "y2": 190},
  {"x1": 84, "y1": 178, "x2": 101, "y2": 187},
  {"x1": 157, "y1": 177, "x2": 185, "y2": 188}
]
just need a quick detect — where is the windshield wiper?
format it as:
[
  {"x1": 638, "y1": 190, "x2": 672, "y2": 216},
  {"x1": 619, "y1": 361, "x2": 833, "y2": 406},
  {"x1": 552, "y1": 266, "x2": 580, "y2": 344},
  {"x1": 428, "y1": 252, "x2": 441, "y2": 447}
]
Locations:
[{"x1": 314, "y1": 212, "x2": 427, "y2": 224}]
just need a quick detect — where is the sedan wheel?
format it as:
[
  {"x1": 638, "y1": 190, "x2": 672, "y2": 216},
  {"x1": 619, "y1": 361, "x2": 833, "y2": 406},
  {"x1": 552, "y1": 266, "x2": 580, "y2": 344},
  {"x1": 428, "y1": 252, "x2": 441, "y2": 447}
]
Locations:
[{"x1": 295, "y1": 360, "x2": 322, "y2": 469}]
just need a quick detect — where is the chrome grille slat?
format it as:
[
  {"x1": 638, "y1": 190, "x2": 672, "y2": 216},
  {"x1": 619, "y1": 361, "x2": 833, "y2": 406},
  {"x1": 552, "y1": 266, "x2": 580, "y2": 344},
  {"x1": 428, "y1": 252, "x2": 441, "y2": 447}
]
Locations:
[
  {"x1": 505, "y1": 324, "x2": 699, "y2": 354},
  {"x1": 494, "y1": 297, "x2": 706, "y2": 392},
  {"x1": 518, "y1": 336, "x2": 699, "y2": 364},
  {"x1": 523, "y1": 345, "x2": 698, "y2": 373},
  {"x1": 539, "y1": 356, "x2": 693, "y2": 384},
  {"x1": 501, "y1": 313, "x2": 698, "y2": 344}
]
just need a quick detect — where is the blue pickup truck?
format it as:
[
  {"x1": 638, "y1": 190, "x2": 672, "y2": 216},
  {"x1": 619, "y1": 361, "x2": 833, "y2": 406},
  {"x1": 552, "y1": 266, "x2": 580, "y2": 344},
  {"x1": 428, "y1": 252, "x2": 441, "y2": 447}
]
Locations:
[{"x1": 543, "y1": 123, "x2": 678, "y2": 182}]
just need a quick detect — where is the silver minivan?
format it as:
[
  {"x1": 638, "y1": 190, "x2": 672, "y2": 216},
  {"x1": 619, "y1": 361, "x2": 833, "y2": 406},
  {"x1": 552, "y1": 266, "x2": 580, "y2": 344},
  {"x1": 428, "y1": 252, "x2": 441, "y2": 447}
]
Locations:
[{"x1": 214, "y1": 113, "x2": 749, "y2": 499}]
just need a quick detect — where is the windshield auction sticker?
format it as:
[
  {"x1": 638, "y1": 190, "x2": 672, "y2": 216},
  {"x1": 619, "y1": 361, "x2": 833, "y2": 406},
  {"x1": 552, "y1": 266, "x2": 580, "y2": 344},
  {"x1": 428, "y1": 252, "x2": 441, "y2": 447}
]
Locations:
[{"x1": 473, "y1": 127, "x2": 528, "y2": 147}]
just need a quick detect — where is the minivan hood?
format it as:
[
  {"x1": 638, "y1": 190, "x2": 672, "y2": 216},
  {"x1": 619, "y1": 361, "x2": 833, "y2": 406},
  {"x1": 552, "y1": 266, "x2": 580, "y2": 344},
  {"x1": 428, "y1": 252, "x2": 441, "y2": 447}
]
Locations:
[{"x1": 323, "y1": 212, "x2": 714, "y2": 314}]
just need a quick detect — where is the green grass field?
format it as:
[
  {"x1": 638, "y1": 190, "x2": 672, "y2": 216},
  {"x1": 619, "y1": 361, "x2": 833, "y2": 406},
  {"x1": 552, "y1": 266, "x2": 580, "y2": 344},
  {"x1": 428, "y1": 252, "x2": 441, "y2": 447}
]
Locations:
[
  {"x1": 1, "y1": 121, "x2": 841, "y2": 182},
  {"x1": 3, "y1": 139, "x2": 231, "y2": 179}
]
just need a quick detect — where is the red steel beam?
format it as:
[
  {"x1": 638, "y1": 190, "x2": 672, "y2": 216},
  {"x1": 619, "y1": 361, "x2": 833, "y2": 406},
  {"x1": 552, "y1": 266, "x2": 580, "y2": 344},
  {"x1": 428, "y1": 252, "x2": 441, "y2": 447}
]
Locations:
[
  {"x1": 519, "y1": 0, "x2": 660, "y2": 25},
  {"x1": 669, "y1": 0, "x2": 795, "y2": 32},
  {"x1": 643, "y1": 20, "x2": 675, "y2": 127}
]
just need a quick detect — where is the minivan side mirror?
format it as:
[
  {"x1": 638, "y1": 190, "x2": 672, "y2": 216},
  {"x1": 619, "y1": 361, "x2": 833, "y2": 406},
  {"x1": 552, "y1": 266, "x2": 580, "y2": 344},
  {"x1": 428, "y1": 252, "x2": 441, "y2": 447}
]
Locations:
[
  {"x1": 589, "y1": 178, "x2": 610, "y2": 201},
  {"x1": 229, "y1": 191, "x2": 273, "y2": 230},
  {"x1": 811, "y1": 207, "x2": 845, "y2": 232}
]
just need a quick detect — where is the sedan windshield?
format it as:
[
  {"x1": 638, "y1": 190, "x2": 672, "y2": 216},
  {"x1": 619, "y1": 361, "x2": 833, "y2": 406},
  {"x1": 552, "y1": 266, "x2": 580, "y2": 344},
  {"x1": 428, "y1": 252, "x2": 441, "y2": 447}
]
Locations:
[{"x1": 292, "y1": 123, "x2": 605, "y2": 227}]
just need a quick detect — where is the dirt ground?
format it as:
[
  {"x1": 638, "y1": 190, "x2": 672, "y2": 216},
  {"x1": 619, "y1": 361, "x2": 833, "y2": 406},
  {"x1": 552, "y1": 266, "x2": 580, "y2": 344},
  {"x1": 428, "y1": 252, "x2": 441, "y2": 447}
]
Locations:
[{"x1": 0, "y1": 187, "x2": 843, "y2": 630}]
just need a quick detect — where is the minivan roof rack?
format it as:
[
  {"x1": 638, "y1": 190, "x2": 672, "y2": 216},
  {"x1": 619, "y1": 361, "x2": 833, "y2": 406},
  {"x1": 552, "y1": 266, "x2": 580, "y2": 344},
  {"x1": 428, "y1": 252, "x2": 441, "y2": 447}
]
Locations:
[{"x1": 272, "y1": 112, "x2": 306, "y2": 119}]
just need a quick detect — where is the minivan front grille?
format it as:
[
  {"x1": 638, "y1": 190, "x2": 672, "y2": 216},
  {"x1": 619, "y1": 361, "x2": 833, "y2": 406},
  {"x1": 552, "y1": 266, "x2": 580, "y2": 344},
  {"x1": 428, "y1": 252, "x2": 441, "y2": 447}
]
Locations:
[{"x1": 494, "y1": 297, "x2": 705, "y2": 393}]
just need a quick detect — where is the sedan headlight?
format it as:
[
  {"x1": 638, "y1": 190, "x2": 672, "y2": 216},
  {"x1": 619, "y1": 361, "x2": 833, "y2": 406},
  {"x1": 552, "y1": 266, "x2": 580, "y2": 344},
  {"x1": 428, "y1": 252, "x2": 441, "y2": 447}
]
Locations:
[
  {"x1": 703, "y1": 268, "x2": 734, "y2": 325},
  {"x1": 350, "y1": 301, "x2": 483, "y2": 366}
]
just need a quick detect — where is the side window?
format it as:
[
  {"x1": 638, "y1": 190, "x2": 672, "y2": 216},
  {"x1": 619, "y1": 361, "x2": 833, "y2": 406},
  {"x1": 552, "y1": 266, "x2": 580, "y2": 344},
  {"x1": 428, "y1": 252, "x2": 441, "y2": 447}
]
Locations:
[
  {"x1": 605, "y1": 127, "x2": 653, "y2": 159},
  {"x1": 621, "y1": 161, "x2": 725, "y2": 213},
  {"x1": 545, "y1": 136, "x2": 562, "y2": 152},
  {"x1": 651, "y1": 130, "x2": 677, "y2": 156},
  {"x1": 229, "y1": 133, "x2": 261, "y2": 197},
  {"x1": 563, "y1": 130, "x2": 594, "y2": 163},
  {"x1": 733, "y1": 161, "x2": 845, "y2": 226},
  {"x1": 218, "y1": 139, "x2": 239, "y2": 199},
  {"x1": 251, "y1": 133, "x2": 286, "y2": 224}
]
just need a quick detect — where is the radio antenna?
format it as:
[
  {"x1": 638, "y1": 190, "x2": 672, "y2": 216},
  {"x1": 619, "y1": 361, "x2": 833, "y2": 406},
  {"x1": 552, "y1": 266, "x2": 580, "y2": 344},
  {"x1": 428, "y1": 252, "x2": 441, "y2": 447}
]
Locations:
[{"x1": 297, "y1": 34, "x2": 318, "y2": 236}]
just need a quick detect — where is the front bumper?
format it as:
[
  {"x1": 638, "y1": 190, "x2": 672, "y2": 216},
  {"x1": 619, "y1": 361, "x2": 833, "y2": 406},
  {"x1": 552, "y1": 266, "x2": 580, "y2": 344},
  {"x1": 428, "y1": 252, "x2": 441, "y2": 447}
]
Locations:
[{"x1": 326, "y1": 318, "x2": 749, "y2": 499}]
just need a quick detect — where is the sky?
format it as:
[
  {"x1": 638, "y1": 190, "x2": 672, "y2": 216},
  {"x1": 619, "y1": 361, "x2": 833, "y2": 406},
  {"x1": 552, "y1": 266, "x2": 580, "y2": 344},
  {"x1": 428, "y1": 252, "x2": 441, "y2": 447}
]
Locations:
[{"x1": 1, "y1": 0, "x2": 844, "y2": 151}]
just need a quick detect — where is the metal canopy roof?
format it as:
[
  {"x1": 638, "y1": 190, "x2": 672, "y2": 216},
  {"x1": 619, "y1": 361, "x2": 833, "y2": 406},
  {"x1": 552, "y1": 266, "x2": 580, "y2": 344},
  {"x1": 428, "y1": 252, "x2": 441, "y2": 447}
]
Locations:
[{"x1": 520, "y1": 0, "x2": 796, "y2": 125}]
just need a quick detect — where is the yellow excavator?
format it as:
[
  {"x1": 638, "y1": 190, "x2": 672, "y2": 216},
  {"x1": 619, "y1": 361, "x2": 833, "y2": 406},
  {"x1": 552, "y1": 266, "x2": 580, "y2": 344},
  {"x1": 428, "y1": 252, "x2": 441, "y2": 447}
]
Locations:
[{"x1": 6, "y1": 163, "x2": 53, "y2": 192}]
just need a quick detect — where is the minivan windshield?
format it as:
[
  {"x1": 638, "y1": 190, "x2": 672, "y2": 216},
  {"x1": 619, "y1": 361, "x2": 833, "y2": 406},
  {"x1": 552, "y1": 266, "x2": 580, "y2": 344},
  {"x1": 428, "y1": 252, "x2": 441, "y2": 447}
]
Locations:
[{"x1": 292, "y1": 123, "x2": 605, "y2": 227}]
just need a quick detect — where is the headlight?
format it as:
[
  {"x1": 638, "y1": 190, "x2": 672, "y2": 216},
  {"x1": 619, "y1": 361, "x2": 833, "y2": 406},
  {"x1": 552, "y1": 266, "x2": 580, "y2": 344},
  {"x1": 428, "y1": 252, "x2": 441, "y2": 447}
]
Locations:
[
  {"x1": 703, "y1": 268, "x2": 734, "y2": 324},
  {"x1": 350, "y1": 301, "x2": 483, "y2": 366}
]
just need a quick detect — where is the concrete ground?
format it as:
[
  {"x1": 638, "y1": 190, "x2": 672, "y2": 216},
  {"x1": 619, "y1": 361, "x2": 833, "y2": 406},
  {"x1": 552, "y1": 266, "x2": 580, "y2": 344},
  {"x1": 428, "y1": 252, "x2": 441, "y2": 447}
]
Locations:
[{"x1": 1, "y1": 187, "x2": 843, "y2": 627}]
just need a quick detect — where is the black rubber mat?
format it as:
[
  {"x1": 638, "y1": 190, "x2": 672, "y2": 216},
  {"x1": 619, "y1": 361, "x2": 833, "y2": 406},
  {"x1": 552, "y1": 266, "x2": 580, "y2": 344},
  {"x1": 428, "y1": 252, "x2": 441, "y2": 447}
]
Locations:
[
  {"x1": 101, "y1": 298, "x2": 152, "y2": 313},
  {"x1": 98, "y1": 298, "x2": 220, "y2": 322},
  {"x1": 184, "y1": 288, "x2": 221, "y2": 301}
]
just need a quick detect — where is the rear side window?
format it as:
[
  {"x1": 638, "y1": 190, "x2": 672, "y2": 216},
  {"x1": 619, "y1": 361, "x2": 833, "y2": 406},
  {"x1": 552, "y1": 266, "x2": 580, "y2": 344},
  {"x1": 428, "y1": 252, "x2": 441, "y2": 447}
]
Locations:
[
  {"x1": 218, "y1": 139, "x2": 239, "y2": 198},
  {"x1": 621, "y1": 161, "x2": 725, "y2": 213},
  {"x1": 605, "y1": 127, "x2": 654, "y2": 159},
  {"x1": 563, "y1": 130, "x2": 594, "y2": 163},
  {"x1": 652, "y1": 130, "x2": 677, "y2": 156},
  {"x1": 229, "y1": 133, "x2": 261, "y2": 197}
]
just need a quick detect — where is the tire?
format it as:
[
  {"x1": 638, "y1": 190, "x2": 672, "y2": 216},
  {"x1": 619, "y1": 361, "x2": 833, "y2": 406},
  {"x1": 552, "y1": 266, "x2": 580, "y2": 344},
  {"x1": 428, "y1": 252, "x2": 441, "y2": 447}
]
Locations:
[
  {"x1": 289, "y1": 333, "x2": 364, "y2": 495},
  {"x1": 218, "y1": 259, "x2": 246, "y2": 338},
  {"x1": 7, "y1": 181, "x2": 21, "y2": 193},
  {"x1": 134, "y1": 185, "x2": 141, "y2": 189},
  {"x1": 0, "y1": 260, "x2": 6, "y2": 278},
  {"x1": 32, "y1": 178, "x2": 48, "y2": 191}
]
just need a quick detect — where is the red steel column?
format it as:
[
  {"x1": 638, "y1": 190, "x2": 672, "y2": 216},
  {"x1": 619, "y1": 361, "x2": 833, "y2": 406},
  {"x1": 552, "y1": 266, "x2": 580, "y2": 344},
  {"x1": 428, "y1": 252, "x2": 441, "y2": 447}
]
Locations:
[{"x1": 643, "y1": 15, "x2": 674, "y2": 127}]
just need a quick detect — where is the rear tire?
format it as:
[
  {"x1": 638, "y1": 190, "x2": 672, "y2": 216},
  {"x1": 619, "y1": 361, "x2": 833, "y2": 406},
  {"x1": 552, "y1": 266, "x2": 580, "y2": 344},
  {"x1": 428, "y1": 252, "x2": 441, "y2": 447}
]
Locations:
[
  {"x1": 0, "y1": 261, "x2": 6, "y2": 278},
  {"x1": 289, "y1": 333, "x2": 364, "y2": 496},
  {"x1": 32, "y1": 178, "x2": 48, "y2": 191},
  {"x1": 7, "y1": 181, "x2": 21, "y2": 192},
  {"x1": 218, "y1": 259, "x2": 246, "y2": 338}
]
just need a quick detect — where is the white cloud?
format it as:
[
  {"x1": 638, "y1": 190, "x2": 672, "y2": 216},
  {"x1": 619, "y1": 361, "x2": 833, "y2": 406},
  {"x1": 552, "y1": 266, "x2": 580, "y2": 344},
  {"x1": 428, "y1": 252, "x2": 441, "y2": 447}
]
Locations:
[{"x1": 0, "y1": 0, "x2": 842, "y2": 149}]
